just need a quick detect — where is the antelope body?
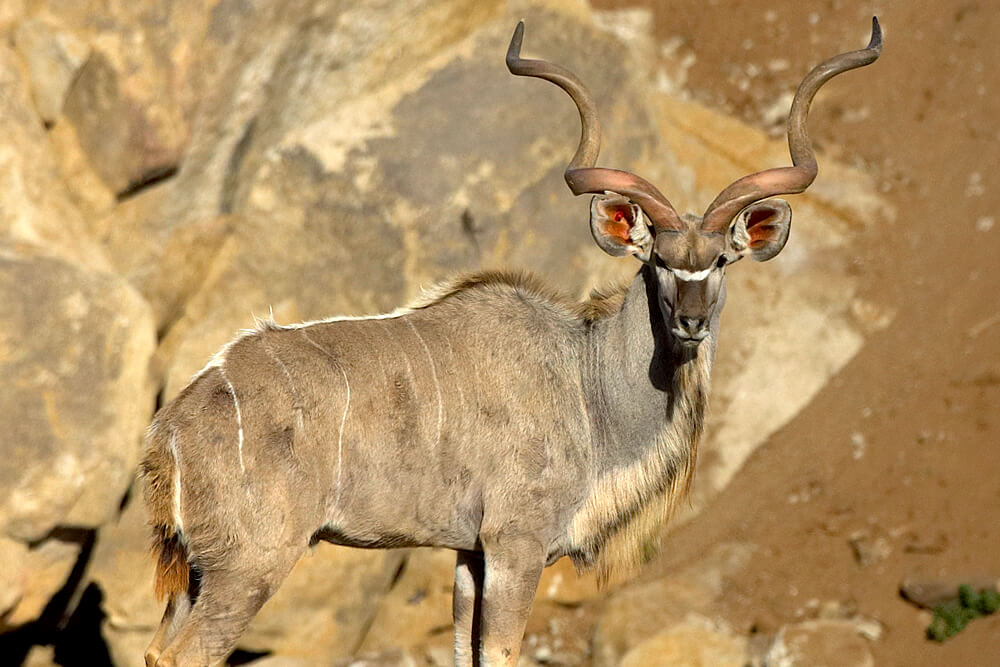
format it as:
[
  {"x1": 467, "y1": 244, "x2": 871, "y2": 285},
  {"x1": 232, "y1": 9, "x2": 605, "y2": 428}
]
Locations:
[{"x1": 142, "y1": 20, "x2": 882, "y2": 667}]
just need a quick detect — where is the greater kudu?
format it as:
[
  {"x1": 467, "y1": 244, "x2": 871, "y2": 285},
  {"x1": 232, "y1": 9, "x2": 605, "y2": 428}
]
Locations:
[{"x1": 142, "y1": 19, "x2": 882, "y2": 667}]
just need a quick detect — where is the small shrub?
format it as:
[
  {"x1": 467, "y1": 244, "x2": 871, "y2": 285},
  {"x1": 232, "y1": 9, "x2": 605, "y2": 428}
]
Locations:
[{"x1": 926, "y1": 584, "x2": 1000, "y2": 642}]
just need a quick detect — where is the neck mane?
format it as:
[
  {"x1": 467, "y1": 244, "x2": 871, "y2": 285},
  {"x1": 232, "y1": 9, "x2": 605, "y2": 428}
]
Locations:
[{"x1": 570, "y1": 265, "x2": 715, "y2": 585}]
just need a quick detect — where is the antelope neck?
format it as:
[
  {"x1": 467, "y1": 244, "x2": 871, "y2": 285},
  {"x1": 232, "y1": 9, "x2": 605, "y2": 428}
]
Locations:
[{"x1": 582, "y1": 265, "x2": 712, "y2": 468}]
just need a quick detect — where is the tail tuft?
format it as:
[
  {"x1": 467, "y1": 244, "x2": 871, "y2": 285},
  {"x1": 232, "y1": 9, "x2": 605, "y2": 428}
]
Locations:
[{"x1": 152, "y1": 526, "x2": 189, "y2": 601}]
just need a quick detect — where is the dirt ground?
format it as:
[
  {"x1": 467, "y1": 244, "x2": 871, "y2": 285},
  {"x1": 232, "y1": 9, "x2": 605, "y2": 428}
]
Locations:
[{"x1": 584, "y1": 1, "x2": 1000, "y2": 664}]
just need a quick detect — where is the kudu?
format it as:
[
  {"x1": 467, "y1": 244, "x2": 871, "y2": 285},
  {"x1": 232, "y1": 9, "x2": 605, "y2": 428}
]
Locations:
[{"x1": 142, "y1": 19, "x2": 882, "y2": 667}]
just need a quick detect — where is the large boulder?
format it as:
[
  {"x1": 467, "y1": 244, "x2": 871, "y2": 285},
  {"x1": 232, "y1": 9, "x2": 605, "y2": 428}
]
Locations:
[
  {"x1": 0, "y1": 245, "x2": 156, "y2": 627},
  {"x1": 0, "y1": 45, "x2": 109, "y2": 272},
  {"x1": 357, "y1": 549, "x2": 457, "y2": 656},
  {"x1": 99, "y1": 183, "x2": 233, "y2": 330},
  {"x1": 12, "y1": 17, "x2": 89, "y2": 124},
  {"x1": 764, "y1": 619, "x2": 875, "y2": 667},
  {"x1": 26, "y1": 0, "x2": 217, "y2": 194},
  {"x1": 592, "y1": 542, "x2": 755, "y2": 667},
  {"x1": 241, "y1": 547, "x2": 405, "y2": 663},
  {"x1": 619, "y1": 616, "x2": 748, "y2": 667}
]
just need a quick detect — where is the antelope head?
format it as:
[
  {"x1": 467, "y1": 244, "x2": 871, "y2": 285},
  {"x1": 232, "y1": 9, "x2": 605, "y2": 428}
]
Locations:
[{"x1": 507, "y1": 19, "x2": 882, "y2": 346}]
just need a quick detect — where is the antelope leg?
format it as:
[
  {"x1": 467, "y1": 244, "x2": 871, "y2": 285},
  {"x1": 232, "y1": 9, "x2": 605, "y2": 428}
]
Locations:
[
  {"x1": 145, "y1": 592, "x2": 192, "y2": 667},
  {"x1": 479, "y1": 535, "x2": 545, "y2": 667},
  {"x1": 453, "y1": 549, "x2": 485, "y2": 667}
]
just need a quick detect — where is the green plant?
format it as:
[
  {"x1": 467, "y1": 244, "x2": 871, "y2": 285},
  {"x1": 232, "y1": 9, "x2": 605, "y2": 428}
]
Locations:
[{"x1": 926, "y1": 584, "x2": 1000, "y2": 642}]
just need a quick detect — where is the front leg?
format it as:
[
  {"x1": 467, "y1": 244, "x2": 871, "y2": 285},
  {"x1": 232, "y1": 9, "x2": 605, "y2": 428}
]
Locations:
[
  {"x1": 453, "y1": 550, "x2": 484, "y2": 667},
  {"x1": 479, "y1": 534, "x2": 545, "y2": 667}
]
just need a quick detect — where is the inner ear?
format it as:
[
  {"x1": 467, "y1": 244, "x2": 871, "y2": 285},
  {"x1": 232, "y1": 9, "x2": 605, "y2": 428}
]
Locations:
[
  {"x1": 590, "y1": 193, "x2": 652, "y2": 260},
  {"x1": 729, "y1": 199, "x2": 791, "y2": 262}
]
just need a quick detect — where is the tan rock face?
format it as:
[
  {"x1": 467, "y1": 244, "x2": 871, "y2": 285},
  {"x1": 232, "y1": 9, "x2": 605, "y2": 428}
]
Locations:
[
  {"x1": 62, "y1": 51, "x2": 187, "y2": 194},
  {"x1": 0, "y1": 46, "x2": 109, "y2": 272},
  {"x1": 89, "y1": 499, "x2": 158, "y2": 666},
  {"x1": 0, "y1": 537, "x2": 29, "y2": 621},
  {"x1": 31, "y1": 0, "x2": 217, "y2": 194},
  {"x1": 358, "y1": 549, "x2": 456, "y2": 655},
  {"x1": 0, "y1": 0, "x2": 25, "y2": 35},
  {"x1": 4, "y1": 538, "x2": 82, "y2": 629},
  {"x1": 0, "y1": 246, "x2": 156, "y2": 541},
  {"x1": 0, "y1": 245, "x2": 155, "y2": 628},
  {"x1": 12, "y1": 17, "x2": 89, "y2": 124},
  {"x1": 592, "y1": 543, "x2": 755, "y2": 667},
  {"x1": 240, "y1": 546, "x2": 406, "y2": 663},
  {"x1": 100, "y1": 183, "x2": 232, "y2": 331}
]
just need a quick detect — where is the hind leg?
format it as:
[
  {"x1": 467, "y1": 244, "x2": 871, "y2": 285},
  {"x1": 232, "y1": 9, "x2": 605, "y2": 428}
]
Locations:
[
  {"x1": 145, "y1": 593, "x2": 193, "y2": 667},
  {"x1": 153, "y1": 548, "x2": 303, "y2": 667}
]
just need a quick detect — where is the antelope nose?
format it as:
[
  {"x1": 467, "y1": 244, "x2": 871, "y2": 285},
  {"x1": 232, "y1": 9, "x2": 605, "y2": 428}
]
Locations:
[{"x1": 678, "y1": 316, "x2": 706, "y2": 334}]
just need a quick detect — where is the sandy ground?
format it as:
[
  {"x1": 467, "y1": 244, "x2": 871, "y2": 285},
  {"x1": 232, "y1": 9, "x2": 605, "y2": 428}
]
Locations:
[{"x1": 585, "y1": 1, "x2": 1000, "y2": 664}]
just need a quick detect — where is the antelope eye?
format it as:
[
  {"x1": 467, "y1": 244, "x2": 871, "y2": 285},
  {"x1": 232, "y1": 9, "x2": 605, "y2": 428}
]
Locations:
[{"x1": 716, "y1": 255, "x2": 727, "y2": 268}]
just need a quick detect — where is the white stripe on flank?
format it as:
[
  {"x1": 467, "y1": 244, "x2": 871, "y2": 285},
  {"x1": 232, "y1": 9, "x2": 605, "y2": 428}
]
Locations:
[
  {"x1": 218, "y1": 367, "x2": 245, "y2": 474},
  {"x1": 169, "y1": 432, "x2": 184, "y2": 532},
  {"x1": 407, "y1": 320, "x2": 443, "y2": 448},
  {"x1": 671, "y1": 267, "x2": 712, "y2": 282},
  {"x1": 301, "y1": 330, "x2": 350, "y2": 504}
]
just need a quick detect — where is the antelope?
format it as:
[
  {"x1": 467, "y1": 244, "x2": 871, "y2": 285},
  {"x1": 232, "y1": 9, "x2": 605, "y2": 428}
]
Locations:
[{"x1": 141, "y1": 19, "x2": 882, "y2": 667}]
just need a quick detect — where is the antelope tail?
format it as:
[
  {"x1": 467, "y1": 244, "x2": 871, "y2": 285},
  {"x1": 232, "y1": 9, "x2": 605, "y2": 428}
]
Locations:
[{"x1": 140, "y1": 423, "x2": 190, "y2": 601}]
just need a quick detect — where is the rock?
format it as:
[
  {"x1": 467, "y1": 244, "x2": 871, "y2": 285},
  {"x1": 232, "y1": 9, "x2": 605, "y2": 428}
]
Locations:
[
  {"x1": 13, "y1": 17, "x2": 89, "y2": 123},
  {"x1": 35, "y1": 0, "x2": 217, "y2": 193},
  {"x1": 0, "y1": 0, "x2": 24, "y2": 35},
  {"x1": 0, "y1": 537, "x2": 28, "y2": 620},
  {"x1": 764, "y1": 619, "x2": 875, "y2": 667},
  {"x1": 239, "y1": 547, "x2": 406, "y2": 663},
  {"x1": 619, "y1": 616, "x2": 748, "y2": 667},
  {"x1": 23, "y1": 644, "x2": 58, "y2": 667},
  {"x1": 62, "y1": 50, "x2": 187, "y2": 194},
  {"x1": 592, "y1": 542, "x2": 754, "y2": 667},
  {"x1": 333, "y1": 649, "x2": 420, "y2": 667},
  {"x1": 99, "y1": 182, "x2": 233, "y2": 330},
  {"x1": 3, "y1": 536, "x2": 82, "y2": 629},
  {"x1": 90, "y1": 498, "x2": 159, "y2": 667},
  {"x1": 0, "y1": 245, "x2": 156, "y2": 541},
  {"x1": 900, "y1": 576, "x2": 1000, "y2": 610},
  {"x1": 47, "y1": 121, "x2": 117, "y2": 225},
  {"x1": 0, "y1": 45, "x2": 109, "y2": 272},
  {"x1": 848, "y1": 530, "x2": 891, "y2": 568},
  {"x1": 358, "y1": 549, "x2": 455, "y2": 655}
]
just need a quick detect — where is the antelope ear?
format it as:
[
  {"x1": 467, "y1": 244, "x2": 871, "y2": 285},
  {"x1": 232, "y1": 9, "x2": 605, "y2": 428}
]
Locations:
[
  {"x1": 590, "y1": 193, "x2": 652, "y2": 261},
  {"x1": 728, "y1": 199, "x2": 791, "y2": 262}
]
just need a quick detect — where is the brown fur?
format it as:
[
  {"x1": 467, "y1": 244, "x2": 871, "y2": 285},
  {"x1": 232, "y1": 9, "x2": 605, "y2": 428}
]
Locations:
[
  {"x1": 411, "y1": 269, "x2": 630, "y2": 325},
  {"x1": 409, "y1": 270, "x2": 574, "y2": 313},
  {"x1": 152, "y1": 527, "x2": 190, "y2": 601},
  {"x1": 575, "y1": 282, "x2": 630, "y2": 323}
]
